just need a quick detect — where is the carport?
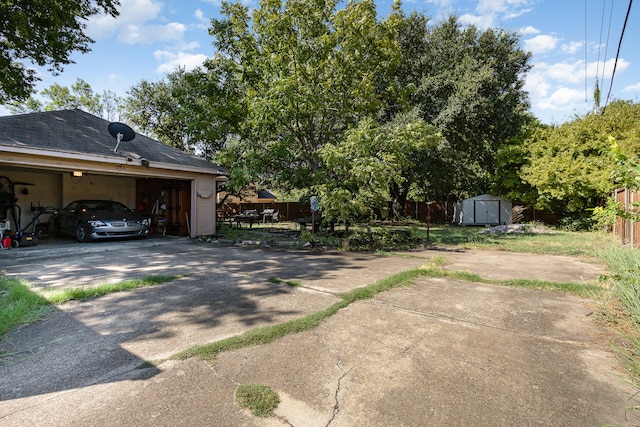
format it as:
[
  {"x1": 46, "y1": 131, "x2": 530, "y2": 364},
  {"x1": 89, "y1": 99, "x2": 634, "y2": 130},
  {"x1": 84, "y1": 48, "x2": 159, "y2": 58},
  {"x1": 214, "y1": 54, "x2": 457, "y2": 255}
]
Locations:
[{"x1": 0, "y1": 109, "x2": 229, "y2": 237}]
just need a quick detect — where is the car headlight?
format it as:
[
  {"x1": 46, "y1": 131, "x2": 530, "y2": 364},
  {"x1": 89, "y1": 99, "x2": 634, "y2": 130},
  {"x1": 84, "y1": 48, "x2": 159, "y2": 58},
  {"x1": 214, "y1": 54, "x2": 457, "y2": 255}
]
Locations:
[
  {"x1": 142, "y1": 218, "x2": 150, "y2": 226},
  {"x1": 88, "y1": 220, "x2": 108, "y2": 227}
]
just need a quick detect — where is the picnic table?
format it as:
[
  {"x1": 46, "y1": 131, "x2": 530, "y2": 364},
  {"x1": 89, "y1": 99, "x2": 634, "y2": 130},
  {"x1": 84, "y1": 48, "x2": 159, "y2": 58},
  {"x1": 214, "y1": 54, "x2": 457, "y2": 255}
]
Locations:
[{"x1": 233, "y1": 210, "x2": 260, "y2": 228}]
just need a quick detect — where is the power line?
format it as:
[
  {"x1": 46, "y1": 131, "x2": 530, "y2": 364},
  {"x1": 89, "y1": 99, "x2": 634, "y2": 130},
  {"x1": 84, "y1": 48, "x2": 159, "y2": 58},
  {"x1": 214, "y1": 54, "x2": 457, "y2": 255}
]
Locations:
[
  {"x1": 595, "y1": 0, "x2": 607, "y2": 80},
  {"x1": 600, "y1": 0, "x2": 616, "y2": 84},
  {"x1": 584, "y1": 0, "x2": 588, "y2": 103},
  {"x1": 604, "y1": 0, "x2": 633, "y2": 110}
]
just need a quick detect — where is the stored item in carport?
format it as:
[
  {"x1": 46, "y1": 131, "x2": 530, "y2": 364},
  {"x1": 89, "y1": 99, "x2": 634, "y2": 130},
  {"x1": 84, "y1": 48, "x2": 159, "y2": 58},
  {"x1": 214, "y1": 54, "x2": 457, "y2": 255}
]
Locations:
[
  {"x1": 17, "y1": 232, "x2": 38, "y2": 247},
  {"x1": 7, "y1": 230, "x2": 38, "y2": 247}
]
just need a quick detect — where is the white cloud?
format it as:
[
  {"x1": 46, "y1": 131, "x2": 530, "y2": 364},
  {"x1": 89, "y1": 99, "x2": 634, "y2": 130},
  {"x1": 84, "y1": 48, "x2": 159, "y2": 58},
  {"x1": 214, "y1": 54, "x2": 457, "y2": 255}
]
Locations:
[
  {"x1": 194, "y1": 9, "x2": 210, "y2": 30},
  {"x1": 523, "y1": 35, "x2": 559, "y2": 54},
  {"x1": 519, "y1": 26, "x2": 539, "y2": 35},
  {"x1": 458, "y1": 0, "x2": 534, "y2": 28},
  {"x1": 87, "y1": 0, "x2": 163, "y2": 40},
  {"x1": 561, "y1": 41, "x2": 583, "y2": 55},
  {"x1": 624, "y1": 82, "x2": 640, "y2": 92},
  {"x1": 86, "y1": 0, "x2": 189, "y2": 45},
  {"x1": 528, "y1": 58, "x2": 629, "y2": 89},
  {"x1": 195, "y1": 9, "x2": 206, "y2": 23},
  {"x1": 537, "y1": 86, "x2": 585, "y2": 110},
  {"x1": 459, "y1": 13, "x2": 492, "y2": 27},
  {"x1": 524, "y1": 67, "x2": 551, "y2": 98},
  {"x1": 154, "y1": 50, "x2": 208, "y2": 73},
  {"x1": 587, "y1": 58, "x2": 630, "y2": 81},
  {"x1": 525, "y1": 56, "x2": 632, "y2": 123},
  {"x1": 119, "y1": 22, "x2": 186, "y2": 44}
]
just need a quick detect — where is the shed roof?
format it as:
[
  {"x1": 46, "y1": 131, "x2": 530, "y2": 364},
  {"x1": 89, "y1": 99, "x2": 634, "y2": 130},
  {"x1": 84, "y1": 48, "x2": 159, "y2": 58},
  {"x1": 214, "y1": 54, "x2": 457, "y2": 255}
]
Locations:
[
  {"x1": 0, "y1": 109, "x2": 228, "y2": 176},
  {"x1": 464, "y1": 194, "x2": 511, "y2": 202}
]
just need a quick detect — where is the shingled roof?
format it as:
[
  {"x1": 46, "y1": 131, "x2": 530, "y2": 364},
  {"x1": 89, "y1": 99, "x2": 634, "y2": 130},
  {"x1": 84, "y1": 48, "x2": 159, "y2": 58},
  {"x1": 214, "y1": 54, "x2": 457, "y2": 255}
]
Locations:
[{"x1": 0, "y1": 109, "x2": 228, "y2": 175}]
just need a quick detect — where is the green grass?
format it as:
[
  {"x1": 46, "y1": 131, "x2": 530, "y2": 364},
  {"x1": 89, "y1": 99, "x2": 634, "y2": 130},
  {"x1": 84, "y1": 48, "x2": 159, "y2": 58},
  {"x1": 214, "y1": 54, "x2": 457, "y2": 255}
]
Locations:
[
  {"x1": 44, "y1": 275, "x2": 181, "y2": 304},
  {"x1": 172, "y1": 270, "x2": 422, "y2": 362},
  {"x1": 0, "y1": 275, "x2": 181, "y2": 340},
  {"x1": 0, "y1": 277, "x2": 52, "y2": 338},
  {"x1": 171, "y1": 265, "x2": 599, "y2": 363},
  {"x1": 173, "y1": 300, "x2": 350, "y2": 361},
  {"x1": 424, "y1": 225, "x2": 618, "y2": 258},
  {"x1": 497, "y1": 278, "x2": 603, "y2": 297},
  {"x1": 235, "y1": 383, "x2": 280, "y2": 417},
  {"x1": 597, "y1": 246, "x2": 640, "y2": 389}
]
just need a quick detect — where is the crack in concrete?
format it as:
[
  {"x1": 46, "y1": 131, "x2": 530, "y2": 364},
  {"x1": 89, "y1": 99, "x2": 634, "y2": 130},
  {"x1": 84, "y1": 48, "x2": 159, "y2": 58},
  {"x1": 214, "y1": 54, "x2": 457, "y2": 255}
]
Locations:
[
  {"x1": 312, "y1": 330, "x2": 373, "y2": 427},
  {"x1": 370, "y1": 299, "x2": 589, "y2": 347}
]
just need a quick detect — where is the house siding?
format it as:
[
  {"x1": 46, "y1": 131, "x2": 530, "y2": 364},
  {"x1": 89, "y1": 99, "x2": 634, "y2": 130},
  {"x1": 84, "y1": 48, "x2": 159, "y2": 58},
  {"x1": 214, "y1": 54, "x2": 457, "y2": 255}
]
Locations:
[{"x1": 195, "y1": 176, "x2": 217, "y2": 237}]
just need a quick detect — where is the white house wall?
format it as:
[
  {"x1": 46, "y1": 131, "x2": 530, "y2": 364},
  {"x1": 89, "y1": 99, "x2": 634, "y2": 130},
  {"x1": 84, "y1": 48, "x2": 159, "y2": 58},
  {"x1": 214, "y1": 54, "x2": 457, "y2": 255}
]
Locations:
[
  {"x1": 0, "y1": 169, "x2": 62, "y2": 231},
  {"x1": 195, "y1": 176, "x2": 217, "y2": 237},
  {"x1": 62, "y1": 173, "x2": 136, "y2": 208}
]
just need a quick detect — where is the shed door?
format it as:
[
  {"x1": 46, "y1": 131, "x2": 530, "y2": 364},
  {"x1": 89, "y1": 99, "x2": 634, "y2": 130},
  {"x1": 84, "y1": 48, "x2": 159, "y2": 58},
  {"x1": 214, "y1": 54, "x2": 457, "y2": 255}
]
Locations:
[{"x1": 474, "y1": 200, "x2": 500, "y2": 224}]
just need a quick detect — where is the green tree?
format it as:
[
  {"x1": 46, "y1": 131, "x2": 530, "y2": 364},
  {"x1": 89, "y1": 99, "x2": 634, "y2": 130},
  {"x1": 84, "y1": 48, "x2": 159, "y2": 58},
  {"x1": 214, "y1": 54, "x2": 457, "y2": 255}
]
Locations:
[
  {"x1": 126, "y1": 64, "x2": 244, "y2": 159},
  {"x1": 490, "y1": 114, "x2": 541, "y2": 205},
  {"x1": 41, "y1": 79, "x2": 102, "y2": 114},
  {"x1": 521, "y1": 100, "x2": 640, "y2": 215},
  {"x1": 403, "y1": 15, "x2": 531, "y2": 197},
  {"x1": 0, "y1": 0, "x2": 120, "y2": 103},
  {"x1": 316, "y1": 114, "x2": 445, "y2": 221},
  {"x1": 211, "y1": 0, "x2": 400, "y2": 191},
  {"x1": 7, "y1": 78, "x2": 124, "y2": 120}
]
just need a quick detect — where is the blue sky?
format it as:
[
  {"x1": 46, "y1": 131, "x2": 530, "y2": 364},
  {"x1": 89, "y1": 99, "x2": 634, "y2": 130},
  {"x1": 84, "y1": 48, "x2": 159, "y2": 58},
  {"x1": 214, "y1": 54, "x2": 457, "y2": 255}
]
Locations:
[{"x1": 6, "y1": 0, "x2": 640, "y2": 124}]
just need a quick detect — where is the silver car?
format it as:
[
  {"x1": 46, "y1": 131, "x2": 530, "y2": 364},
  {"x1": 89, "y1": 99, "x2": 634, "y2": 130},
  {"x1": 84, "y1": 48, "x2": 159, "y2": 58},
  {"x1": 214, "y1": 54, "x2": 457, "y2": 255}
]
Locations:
[{"x1": 56, "y1": 200, "x2": 150, "y2": 242}]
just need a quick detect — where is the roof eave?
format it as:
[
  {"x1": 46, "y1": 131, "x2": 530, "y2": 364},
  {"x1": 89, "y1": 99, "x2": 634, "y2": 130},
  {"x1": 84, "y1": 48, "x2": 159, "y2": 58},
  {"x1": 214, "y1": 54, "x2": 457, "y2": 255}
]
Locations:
[
  {"x1": 1, "y1": 144, "x2": 128, "y2": 166},
  {"x1": 1, "y1": 144, "x2": 230, "y2": 178}
]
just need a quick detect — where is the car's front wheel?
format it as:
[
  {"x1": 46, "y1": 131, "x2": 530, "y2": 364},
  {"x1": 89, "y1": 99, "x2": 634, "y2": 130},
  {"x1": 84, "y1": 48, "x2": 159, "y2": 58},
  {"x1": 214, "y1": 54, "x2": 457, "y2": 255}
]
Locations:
[{"x1": 75, "y1": 223, "x2": 90, "y2": 243}]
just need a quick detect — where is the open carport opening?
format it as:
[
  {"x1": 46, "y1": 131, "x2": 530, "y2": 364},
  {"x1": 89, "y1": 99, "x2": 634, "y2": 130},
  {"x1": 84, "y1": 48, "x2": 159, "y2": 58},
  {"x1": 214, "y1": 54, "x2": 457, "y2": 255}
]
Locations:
[{"x1": 0, "y1": 168, "x2": 193, "y2": 239}]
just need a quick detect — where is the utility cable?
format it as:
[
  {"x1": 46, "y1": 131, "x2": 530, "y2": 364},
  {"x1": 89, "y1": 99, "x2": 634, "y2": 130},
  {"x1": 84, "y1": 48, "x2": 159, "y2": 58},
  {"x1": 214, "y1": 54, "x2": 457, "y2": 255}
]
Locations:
[
  {"x1": 595, "y1": 0, "x2": 607, "y2": 81},
  {"x1": 604, "y1": 0, "x2": 633, "y2": 110},
  {"x1": 584, "y1": 0, "x2": 588, "y2": 102},
  {"x1": 601, "y1": 0, "x2": 616, "y2": 85}
]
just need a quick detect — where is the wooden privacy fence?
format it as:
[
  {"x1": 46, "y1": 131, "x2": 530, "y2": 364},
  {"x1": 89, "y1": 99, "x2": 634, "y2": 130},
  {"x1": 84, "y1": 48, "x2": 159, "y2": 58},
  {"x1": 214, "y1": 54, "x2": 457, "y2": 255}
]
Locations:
[
  {"x1": 219, "y1": 200, "x2": 560, "y2": 225},
  {"x1": 614, "y1": 188, "x2": 640, "y2": 248}
]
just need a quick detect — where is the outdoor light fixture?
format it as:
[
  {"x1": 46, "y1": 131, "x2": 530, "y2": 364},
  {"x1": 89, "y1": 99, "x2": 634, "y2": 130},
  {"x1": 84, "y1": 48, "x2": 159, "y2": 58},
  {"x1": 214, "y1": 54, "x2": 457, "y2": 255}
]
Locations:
[{"x1": 72, "y1": 171, "x2": 83, "y2": 177}]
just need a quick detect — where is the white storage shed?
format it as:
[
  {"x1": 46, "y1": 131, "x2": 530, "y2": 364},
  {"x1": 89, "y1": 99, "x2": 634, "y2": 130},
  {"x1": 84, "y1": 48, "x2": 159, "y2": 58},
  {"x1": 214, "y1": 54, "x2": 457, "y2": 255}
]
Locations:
[{"x1": 455, "y1": 194, "x2": 512, "y2": 226}]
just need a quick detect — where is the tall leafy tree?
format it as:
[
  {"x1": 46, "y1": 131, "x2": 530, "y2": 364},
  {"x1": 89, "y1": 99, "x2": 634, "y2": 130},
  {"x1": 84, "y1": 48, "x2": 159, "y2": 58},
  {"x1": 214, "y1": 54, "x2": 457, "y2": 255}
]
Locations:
[
  {"x1": 41, "y1": 79, "x2": 102, "y2": 114},
  {"x1": 395, "y1": 14, "x2": 531, "y2": 197},
  {"x1": 317, "y1": 113, "x2": 446, "y2": 221},
  {"x1": 521, "y1": 100, "x2": 640, "y2": 215},
  {"x1": 370, "y1": 9, "x2": 532, "y2": 205},
  {"x1": 0, "y1": 0, "x2": 120, "y2": 103},
  {"x1": 211, "y1": 0, "x2": 400, "y2": 191},
  {"x1": 7, "y1": 78, "x2": 125, "y2": 120},
  {"x1": 126, "y1": 64, "x2": 244, "y2": 159},
  {"x1": 490, "y1": 114, "x2": 541, "y2": 205}
]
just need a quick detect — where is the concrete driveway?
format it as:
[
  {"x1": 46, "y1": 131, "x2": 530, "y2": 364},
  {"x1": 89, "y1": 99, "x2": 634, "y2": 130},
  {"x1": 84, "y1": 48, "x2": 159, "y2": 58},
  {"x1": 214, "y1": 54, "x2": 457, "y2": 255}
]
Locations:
[{"x1": 0, "y1": 237, "x2": 634, "y2": 426}]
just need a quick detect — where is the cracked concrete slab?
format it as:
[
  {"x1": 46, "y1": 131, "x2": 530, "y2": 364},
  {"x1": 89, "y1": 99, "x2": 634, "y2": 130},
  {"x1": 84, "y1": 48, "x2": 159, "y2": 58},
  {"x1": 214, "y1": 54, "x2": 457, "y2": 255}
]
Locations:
[{"x1": 0, "y1": 238, "x2": 633, "y2": 426}]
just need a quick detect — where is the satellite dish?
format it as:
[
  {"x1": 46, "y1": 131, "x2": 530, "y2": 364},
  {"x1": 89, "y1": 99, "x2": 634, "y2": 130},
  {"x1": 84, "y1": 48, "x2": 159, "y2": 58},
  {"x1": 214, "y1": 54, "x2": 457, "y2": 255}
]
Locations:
[{"x1": 108, "y1": 122, "x2": 136, "y2": 153}]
